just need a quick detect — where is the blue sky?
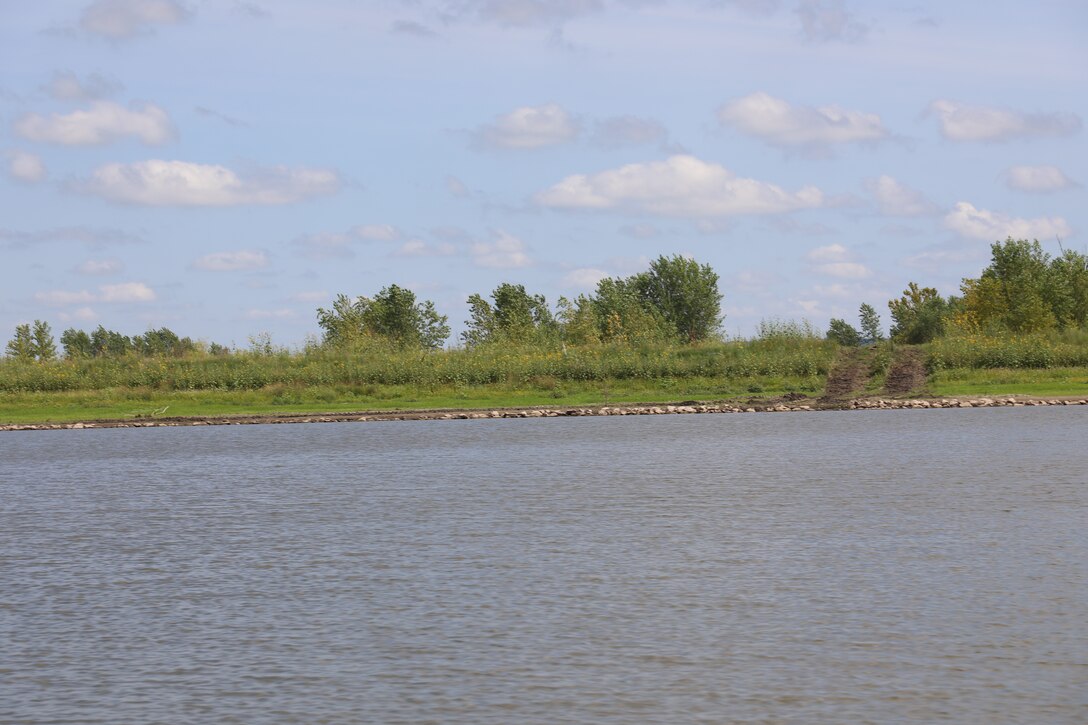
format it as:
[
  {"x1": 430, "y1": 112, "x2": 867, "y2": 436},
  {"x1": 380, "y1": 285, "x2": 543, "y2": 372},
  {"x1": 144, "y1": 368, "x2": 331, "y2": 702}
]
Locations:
[{"x1": 3, "y1": 0, "x2": 1086, "y2": 347}]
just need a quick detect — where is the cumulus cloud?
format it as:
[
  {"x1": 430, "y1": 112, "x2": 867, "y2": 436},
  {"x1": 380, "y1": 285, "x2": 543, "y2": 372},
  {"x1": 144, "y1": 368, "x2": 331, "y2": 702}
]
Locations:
[
  {"x1": 194, "y1": 249, "x2": 270, "y2": 271},
  {"x1": 75, "y1": 258, "x2": 123, "y2": 275},
  {"x1": 15, "y1": 101, "x2": 175, "y2": 146},
  {"x1": 591, "y1": 116, "x2": 667, "y2": 147},
  {"x1": 80, "y1": 0, "x2": 191, "y2": 39},
  {"x1": 7, "y1": 150, "x2": 47, "y2": 183},
  {"x1": 562, "y1": 267, "x2": 609, "y2": 289},
  {"x1": 1003, "y1": 165, "x2": 1078, "y2": 193},
  {"x1": 446, "y1": 0, "x2": 603, "y2": 27},
  {"x1": 43, "y1": 71, "x2": 122, "y2": 101},
  {"x1": 34, "y1": 281, "x2": 156, "y2": 306},
  {"x1": 77, "y1": 160, "x2": 341, "y2": 206},
  {"x1": 795, "y1": 0, "x2": 868, "y2": 42},
  {"x1": 536, "y1": 154, "x2": 824, "y2": 217},
  {"x1": 944, "y1": 201, "x2": 1072, "y2": 240},
  {"x1": 718, "y1": 92, "x2": 887, "y2": 149},
  {"x1": 472, "y1": 104, "x2": 579, "y2": 149},
  {"x1": 864, "y1": 175, "x2": 937, "y2": 216},
  {"x1": 806, "y1": 244, "x2": 871, "y2": 278},
  {"x1": 471, "y1": 231, "x2": 532, "y2": 268},
  {"x1": 927, "y1": 100, "x2": 1082, "y2": 142}
]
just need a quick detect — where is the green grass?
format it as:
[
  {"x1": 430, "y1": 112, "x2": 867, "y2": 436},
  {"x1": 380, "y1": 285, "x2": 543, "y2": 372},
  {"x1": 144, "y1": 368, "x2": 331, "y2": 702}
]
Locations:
[
  {"x1": 0, "y1": 374, "x2": 824, "y2": 424},
  {"x1": 929, "y1": 367, "x2": 1088, "y2": 397}
]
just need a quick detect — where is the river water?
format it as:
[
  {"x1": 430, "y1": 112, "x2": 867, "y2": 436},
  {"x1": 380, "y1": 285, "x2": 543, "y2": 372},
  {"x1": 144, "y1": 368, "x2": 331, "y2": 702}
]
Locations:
[{"x1": 2, "y1": 408, "x2": 1086, "y2": 724}]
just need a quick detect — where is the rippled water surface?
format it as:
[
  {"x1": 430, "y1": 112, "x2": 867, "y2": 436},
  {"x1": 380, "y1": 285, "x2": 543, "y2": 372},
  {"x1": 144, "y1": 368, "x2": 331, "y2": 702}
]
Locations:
[{"x1": 2, "y1": 408, "x2": 1087, "y2": 723}]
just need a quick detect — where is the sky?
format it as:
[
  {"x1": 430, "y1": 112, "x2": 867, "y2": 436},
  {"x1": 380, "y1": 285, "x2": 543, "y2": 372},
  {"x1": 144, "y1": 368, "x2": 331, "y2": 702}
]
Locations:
[{"x1": 2, "y1": 0, "x2": 1086, "y2": 348}]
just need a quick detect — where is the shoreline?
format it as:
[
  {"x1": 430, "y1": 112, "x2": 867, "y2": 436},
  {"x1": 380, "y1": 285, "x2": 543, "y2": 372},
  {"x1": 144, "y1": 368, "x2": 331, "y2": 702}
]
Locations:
[{"x1": 3, "y1": 394, "x2": 1086, "y2": 432}]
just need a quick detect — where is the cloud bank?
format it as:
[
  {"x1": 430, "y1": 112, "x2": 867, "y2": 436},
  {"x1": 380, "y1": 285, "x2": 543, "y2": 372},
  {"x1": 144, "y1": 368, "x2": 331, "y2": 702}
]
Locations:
[{"x1": 536, "y1": 155, "x2": 824, "y2": 217}]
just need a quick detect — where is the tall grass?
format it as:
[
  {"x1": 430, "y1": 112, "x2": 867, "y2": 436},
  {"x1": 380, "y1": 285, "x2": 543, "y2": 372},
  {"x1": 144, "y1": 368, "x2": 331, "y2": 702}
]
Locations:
[
  {"x1": 0, "y1": 338, "x2": 837, "y2": 394},
  {"x1": 926, "y1": 331, "x2": 1088, "y2": 371}
]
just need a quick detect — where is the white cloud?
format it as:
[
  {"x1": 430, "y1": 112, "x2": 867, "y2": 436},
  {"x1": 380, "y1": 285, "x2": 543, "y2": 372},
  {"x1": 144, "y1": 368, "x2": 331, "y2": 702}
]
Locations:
[
  {"x1": 718, "y1": 92, "x2": 888, "y2": 148},
  {"x1": 927, "y1": 100, "x2": 1082, "y2": 142},
  {"x1": 34, "y1": 290, "x2": 97, "y2": 306},
  {"x1": 75, "y1": 258, "x2": 123, "y2": 275},
  {"x1": 864, "y1": 175, "x2": 937, "y2": 216},
  {"x1": 807, "y1": 243, "x2": 848, "y2": 262},
  {"x1": 7, "y1": 150, "x2": 47, "y2": 183},
  {"x1": 471, "y1": 231, "x2": 532, "y2": 268},
  {"x1": 1004, "y1": 165, "x2": 1078, "y2": 193},
  {"x1": 34, "y1": 281, "x2": 155, "y2": 306},
  {"x1": 446, "y1": 176, "x2": 470, "y2": 198},
  {"x1": 80, "y1": 0, "x2": 190, "y2": 39},
  {"x1": 473, "y1": 104, "x2": 579, "y2": 149},
  {"x1": 795, "y1": 0, "x2": 868, "y2": 42},
  {"x1": 807, "y1": 244, "x2": 871, "y2": 278},
  {"x1": 99, "y1": 282, "x2": 156, "y2": 302},
  {"x1": 79, "y1": 160, "x2": 341, "y2": 206},
  {"x1": 592, "y1": 116, "x2": 667, "y2": 147},
  {"x1": 536, "y1": 154, "x2": 823, "y2": 217},
  {"x1": 944, "y1": 201, "x2": 1072, "y2": 240},
  {"x1": 43, "y1": 71, "x2": 122, "y2": 101},
  {"x1": 15, "y1": 101, "x2": 175, "y2": 146},
  {"x1": 60, "y1": 307, "x2": 99, "y2": 323},
  {"x1": 194, "y1": 250, "x2": 270, "y2": 271},
  {"x1": 562, "y1": 267, "x2": 609, "y2": 289}
]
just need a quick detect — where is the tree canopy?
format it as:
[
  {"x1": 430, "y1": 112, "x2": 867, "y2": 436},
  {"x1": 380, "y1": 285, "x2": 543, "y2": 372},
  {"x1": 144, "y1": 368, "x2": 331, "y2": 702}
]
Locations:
[{"x1": 317, "y1": 285, "x2": 449, "y2": 350}]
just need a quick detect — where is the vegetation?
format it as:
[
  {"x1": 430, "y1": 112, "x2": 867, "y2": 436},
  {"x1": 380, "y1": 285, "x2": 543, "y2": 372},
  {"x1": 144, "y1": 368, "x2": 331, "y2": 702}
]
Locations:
[{"x1": 3, "y1": 243, "x2": 1088, "y2": 423}]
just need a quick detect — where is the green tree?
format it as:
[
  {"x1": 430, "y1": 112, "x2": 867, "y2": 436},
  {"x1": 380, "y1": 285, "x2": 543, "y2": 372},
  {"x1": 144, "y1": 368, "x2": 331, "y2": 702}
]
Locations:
[
  {"x1": 90, "y1": 325, "x2": 133, "y2": 357},
  {"x1": 31, "y1": 320, "x2": 56, "y2": 361},
  {"x1": 630, "y1": 255, "x2": 723, "y2": 342},
  {"x1": 60, "y1": 328, "x2": 93, "y2": 358},
  {"x1": 318, "y1": 285, "x2": 449, "y2": 350},
  {"x1": 889, "y1": 282, "x2": 951, "y2": 343},
  {"x1": 858, "y1": 303, "x2": 883, "y2": 342},
  {"x1": 1049, "y1": 248, "x2": 1088, "y2": 328},
  {"x1": 461, "y1": 283, "x2": 555, "y2": 346},
  {"x1": 6, "y1": 323, "x2": 34, "y2": 360},
  {"x1": 826, "y1": 318, "x2": 861, "y2": 347},
  {"x1": 958, "y1": 238, "x2": 1064, "y2": 333}
]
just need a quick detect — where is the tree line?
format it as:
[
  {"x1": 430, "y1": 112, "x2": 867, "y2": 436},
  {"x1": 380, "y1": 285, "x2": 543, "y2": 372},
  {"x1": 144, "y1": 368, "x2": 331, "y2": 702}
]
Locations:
[
  {"x1": 8, "y1": 241, "x2": 1088, "y2": 362},
  {"x1": 827, "y1": 238, "x2": 1088, "y2": 347}
]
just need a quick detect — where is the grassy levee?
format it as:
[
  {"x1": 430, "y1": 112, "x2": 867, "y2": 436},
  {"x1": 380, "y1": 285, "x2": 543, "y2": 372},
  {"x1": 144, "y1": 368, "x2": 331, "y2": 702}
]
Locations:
[
  {"x1": 924, "y1": 331, "x2": 1088, "y2": 397},
  {"x1": 0, "y1": 338, "x2": 835, "y2": 424}
]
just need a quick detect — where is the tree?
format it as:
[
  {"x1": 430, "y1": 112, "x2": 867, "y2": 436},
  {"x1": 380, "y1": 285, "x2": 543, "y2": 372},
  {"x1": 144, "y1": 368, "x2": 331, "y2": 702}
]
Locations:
[
  {"x1": 630, "y1": 255, "x2": 723, "y2": 342},
  {"x1": 461, "y1": 283, "x2": 555, "y2": 346},
  {"x1": 90, "y1": 325, "x2": 133, "y2": 357},
  {"x1": 318, "y1": 285, "x2": 449, "y2": 350},
  {"x1": 957, "y1": 238, "x2": 1070, "y2": 333},
  {"x1": 888, "y1": 282, "x2": 951, "y2": 343},
  {"x1": 61, "y1": 328, "x2": 93, "y2": 358},
  {"x1": 826, "y1": 318, "x2": 861, "y2": 347},
  {"x1": 6, "y1": 324, "x2": 34, "y2": 360},
  {"x1": 858, "y1": 303, "x2": 883, "y2": 342},
  {"x1": 31, "y1": 320, "x2": 56, "y2": 361}
]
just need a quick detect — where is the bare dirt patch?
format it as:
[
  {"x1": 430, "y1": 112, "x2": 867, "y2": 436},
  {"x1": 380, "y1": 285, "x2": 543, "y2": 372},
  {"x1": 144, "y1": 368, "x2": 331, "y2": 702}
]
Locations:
[
  {"x1": 884, "y1": 347, "x2": 928, "y2": 395},
  {"x1": 821, "y1": 348, "x2": 872, "y2": 403}
]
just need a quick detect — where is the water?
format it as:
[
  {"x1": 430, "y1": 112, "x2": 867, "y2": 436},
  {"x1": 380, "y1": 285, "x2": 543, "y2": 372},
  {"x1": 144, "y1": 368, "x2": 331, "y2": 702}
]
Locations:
[{"x1": 2, "y1": 408, "x2": 1086, "y2": 724}]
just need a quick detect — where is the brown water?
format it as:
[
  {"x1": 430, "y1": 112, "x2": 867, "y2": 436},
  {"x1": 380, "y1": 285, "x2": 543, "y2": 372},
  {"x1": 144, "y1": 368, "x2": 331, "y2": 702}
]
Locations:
[{"x1": 2, "y1": 408, "x2": 1086, "y2": 723}]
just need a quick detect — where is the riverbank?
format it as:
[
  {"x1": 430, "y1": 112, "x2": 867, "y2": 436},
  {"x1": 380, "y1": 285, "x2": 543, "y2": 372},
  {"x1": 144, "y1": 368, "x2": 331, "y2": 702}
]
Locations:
[{"x1": 3, "y1": 394, "x2": 1086, "y2": 431}]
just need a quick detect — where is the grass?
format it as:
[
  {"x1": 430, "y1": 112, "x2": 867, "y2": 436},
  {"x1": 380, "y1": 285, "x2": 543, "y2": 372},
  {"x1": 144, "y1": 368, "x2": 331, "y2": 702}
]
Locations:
[
  {"x1": 929, "y1": 367, "x2": 1088, "y2": 397},
  {"x1": 0, "y1": 374, "x2": 823, "y2": 424}
]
